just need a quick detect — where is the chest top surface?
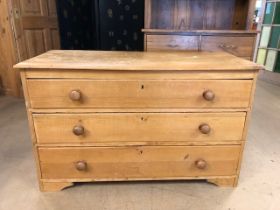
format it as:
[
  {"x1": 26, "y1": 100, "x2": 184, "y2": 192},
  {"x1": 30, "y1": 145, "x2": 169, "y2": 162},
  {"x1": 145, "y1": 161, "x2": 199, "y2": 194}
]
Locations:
[{"x1": 14, "y1": 50, "x2": 262, "y2": 71}]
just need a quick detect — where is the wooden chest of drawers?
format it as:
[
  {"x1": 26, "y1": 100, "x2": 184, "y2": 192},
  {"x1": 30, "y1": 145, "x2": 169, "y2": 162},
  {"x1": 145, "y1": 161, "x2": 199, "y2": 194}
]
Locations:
[{"x1": 15, "y1": 50, "x2": 261, "y2": 192}]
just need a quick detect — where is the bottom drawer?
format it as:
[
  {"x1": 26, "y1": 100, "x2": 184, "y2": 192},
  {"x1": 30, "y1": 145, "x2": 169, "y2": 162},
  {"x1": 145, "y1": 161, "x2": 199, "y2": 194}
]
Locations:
[{"x1": 39, "y1": 146, "x2": 240, "y2": 179}]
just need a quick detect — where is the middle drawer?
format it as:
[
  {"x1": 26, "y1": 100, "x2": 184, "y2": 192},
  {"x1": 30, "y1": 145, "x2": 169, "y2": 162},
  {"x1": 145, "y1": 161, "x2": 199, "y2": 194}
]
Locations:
[{"x1": 33, "y1": 113, "x2": 246, "y2": 144}]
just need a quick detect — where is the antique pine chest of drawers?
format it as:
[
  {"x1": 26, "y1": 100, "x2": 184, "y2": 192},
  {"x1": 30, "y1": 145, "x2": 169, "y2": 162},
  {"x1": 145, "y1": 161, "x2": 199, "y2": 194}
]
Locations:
[{"x1": 15, "y1": 50, "x2": 261, "y2": 192}]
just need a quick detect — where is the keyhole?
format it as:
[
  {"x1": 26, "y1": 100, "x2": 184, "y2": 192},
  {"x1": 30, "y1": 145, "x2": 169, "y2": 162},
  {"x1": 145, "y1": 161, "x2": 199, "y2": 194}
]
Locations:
[
  {"x1": 141, "y1": 84, "x2": 144, "y2": 89},
  {"x1": 141, "y1": 117, "x2": 148, "y2": 121}
]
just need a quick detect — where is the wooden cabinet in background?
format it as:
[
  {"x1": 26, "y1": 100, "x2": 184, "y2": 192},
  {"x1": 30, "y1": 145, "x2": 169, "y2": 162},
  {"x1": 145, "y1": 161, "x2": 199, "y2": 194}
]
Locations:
[
  {"x1": 143, "y1": 0, "x2": 258, "y2": 60},
  {"x1": 146, "y1": 34, "x2": 200, "y2": 51},
  {"x1": 201, "y1": 35, "x2": 256, "y2": 60},
  {"x1": 144, "y1": 30, "x2": 257, "y2": 60}
]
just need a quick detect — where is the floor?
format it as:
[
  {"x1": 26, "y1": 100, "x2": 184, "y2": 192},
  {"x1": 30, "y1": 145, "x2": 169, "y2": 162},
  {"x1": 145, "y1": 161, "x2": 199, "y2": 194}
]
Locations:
[{"x1": 0, "y1": 80, "x2": 280, "y2": 210}]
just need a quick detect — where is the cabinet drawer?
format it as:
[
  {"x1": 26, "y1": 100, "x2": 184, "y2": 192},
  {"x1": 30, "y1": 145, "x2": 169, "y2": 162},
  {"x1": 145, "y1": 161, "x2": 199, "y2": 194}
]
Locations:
[
  {"x1": 27, "y1": 79, "x2": 253, "y2": 109},
  {"x1": 39, "y1": 145, "x2": 240, "y2": 179},
  {"x1": 201, "y1": 36, "x2": 255, "y2": 58},
  {"x1": 146, "y1": 35, "x2": 199, "y2": 51},
  {"x1": 34, "y1": 113, "x2": 246, "y2": 144}
]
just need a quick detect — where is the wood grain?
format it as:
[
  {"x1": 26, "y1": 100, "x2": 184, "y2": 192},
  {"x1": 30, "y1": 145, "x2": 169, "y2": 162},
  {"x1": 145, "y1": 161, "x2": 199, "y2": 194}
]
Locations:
[
  {"x1": 41, "y1": 175, "x2": 238, "y2": 183},
  {"x1": 144, "y1": 0, "x2": 253, "y2": 30},
  {"x1": 14, "y1": 50, "x2": 262, "y2": 71},
  {"x1": 24, "y1": 69, "x2": 256, "y2": 80},
  {"x1": 146, "y1": 35, "x2": 199, "y2": 51},
  {"x1": 207, "y1": 177, "x2": 236, "y2": 187},
  {"x1": 201, "y1": 36, "x2": 255, "y2": 58},
  {"x1": 16, "y1": 50, "x2": 259, "y2": 190},
  {"x1": 39, "y1": 145, "x2": 241, "y2": 179},
  {"x1": 33, "y1": 112, "x2": 246, "y2": 144},
  {"x1": 142, "y1": 29, "x2": 258, "y2": 35},
  {"x1": 0, "y1": 0, "x2": 60, "y2": 96},
  {"x1": 143, "y1": 31, "x2": 257, "y2": 60},
  {"x1": 40, "y1": 181, "x2": 73, "y2": 192},
  {"x1": 11, "y1": 0, "x2": 60, "y2": 60},
  {"x1": 0, "y1": 0, "x2": 21, "y2": 96},
  {"x1": 26, "y1": 79, "x2": 253, "y2": 109},
  {"x1": 20, "y1": 71, "x2": 44, "y2": 190},
  {"x1": 232, "y1": 0, "x2": 249, "y2": 30}
]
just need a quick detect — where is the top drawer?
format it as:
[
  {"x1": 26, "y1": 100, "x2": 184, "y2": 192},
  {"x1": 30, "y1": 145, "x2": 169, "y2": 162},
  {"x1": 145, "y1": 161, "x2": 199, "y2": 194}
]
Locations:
[
  {"x1": 26, "y1": 79, "x2": 252, "y2": 109},
  {"x1": 146, "y1": 35, "x2": 199, "y2": 51},
  {"x1": 201, "y1": 36, "x2": 255, "y2": 58}
]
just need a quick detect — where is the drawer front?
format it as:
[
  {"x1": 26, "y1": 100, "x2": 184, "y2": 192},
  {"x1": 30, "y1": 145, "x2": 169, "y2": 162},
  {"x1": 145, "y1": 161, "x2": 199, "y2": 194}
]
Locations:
[
  {"x1": 39, "y1": 145, "x2": 240, "y2": 179},
  {"x1": 27, "y1": 79, "x2": 253, "y2": 109},
  {"x1": 34, "y1": 113, "x2": 246, "y2": 144},
  {"x1": 146, "y1": 35, "x2": 199, "y2": 51},
  {"x1": 201, "y1": 36, "x2": 255, "y2": 58}
]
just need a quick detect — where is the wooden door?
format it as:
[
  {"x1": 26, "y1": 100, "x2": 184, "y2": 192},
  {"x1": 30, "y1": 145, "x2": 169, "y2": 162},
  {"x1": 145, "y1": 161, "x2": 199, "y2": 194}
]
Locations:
[
  {"x1": 10, "y1": 0, "x2": 60, "y2": 61},
  {"x1": 0, "y1": 0, "x2": 20, "y2": 96}
]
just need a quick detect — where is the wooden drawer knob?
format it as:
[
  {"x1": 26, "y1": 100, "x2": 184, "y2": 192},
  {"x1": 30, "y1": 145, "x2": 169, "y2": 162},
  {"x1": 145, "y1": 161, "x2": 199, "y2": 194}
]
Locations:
[
  {"x1": 73, "y1": 125, "x2": 84, "y2": 136},
  {"x1": 203, "y1": 90, "x2": 215, "y2": 101},
  {"x1": 195, "y1": 159, "x2": 207, "y2": 169},
  {"x1": 69, "y1": 90, "x2": 82, "y2": 101},
  {"x1": 199, "y1": 123, "x2": 211, "y2": 134},
  {"x1": 75, "y1": 161, "x2": 87, "y2": 171}
]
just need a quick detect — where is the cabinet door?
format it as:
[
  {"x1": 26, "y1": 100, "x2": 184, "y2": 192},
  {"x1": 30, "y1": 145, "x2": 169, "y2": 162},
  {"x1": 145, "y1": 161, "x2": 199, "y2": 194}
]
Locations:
[{"x1": 10, "y1": 0, "x2": 60, "y2": 60}]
